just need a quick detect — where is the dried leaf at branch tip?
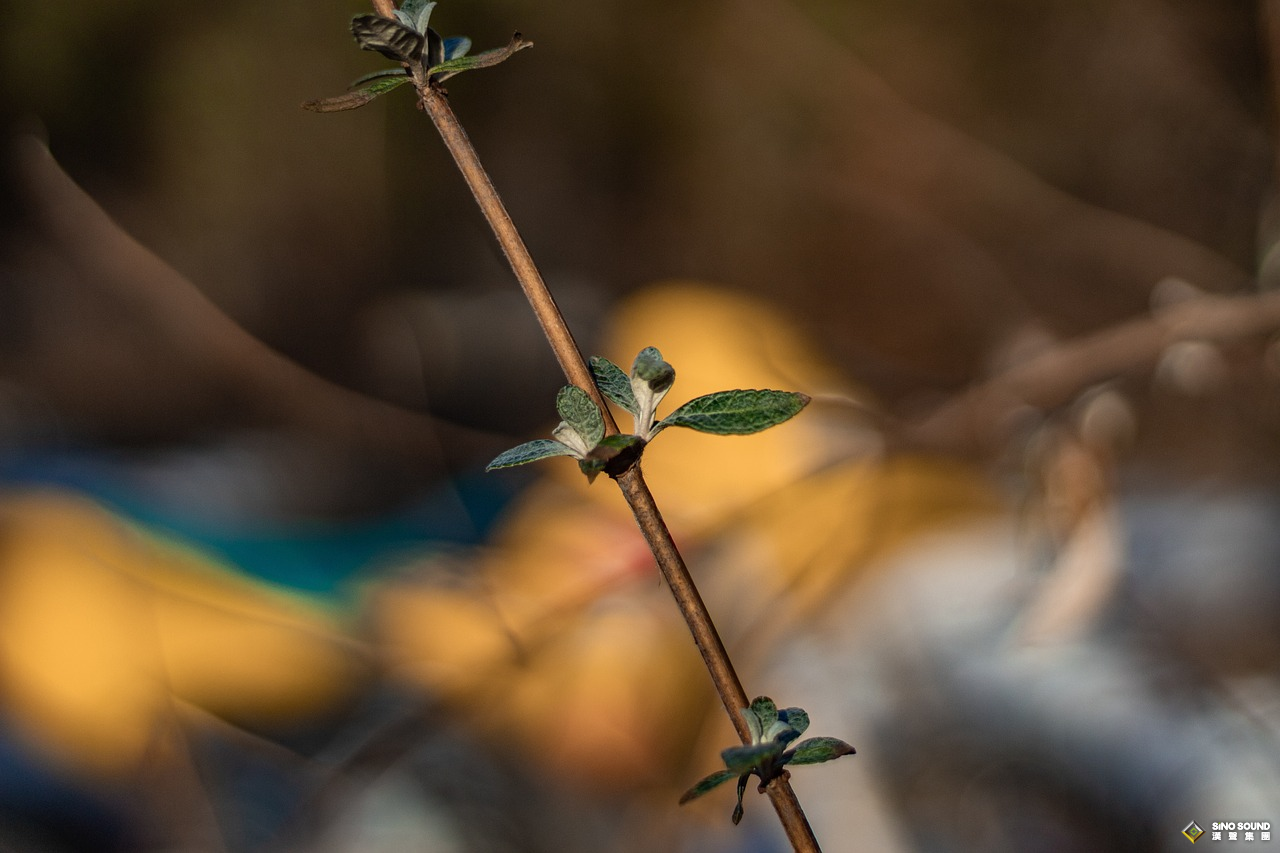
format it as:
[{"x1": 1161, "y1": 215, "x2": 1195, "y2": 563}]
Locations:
[{"x1": 428, "y1": 32, "x2": 533, "y2": 81}]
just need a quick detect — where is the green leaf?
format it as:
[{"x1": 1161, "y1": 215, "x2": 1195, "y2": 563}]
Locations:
[
  {"x1": 778, "y1": 707, "x2": 810, "y2": 738},
  {"x1": 784, "y1": 737, "x2": 855, "y2": 766},
  {"x1": 750, "y1": 696, "x2": 779, "y2": 737},
  {"x1": 631, "y1": 346, "x2": 675, "y2": 393},
  {"x1": 764, "y1": 721, "x2": 801, "y2": 746},
  {"x1": 678, "y1": 769, "x2": 737, "y2": 804},
  {"x1": 555, "y1": 386, "x2": 604, "y2": 450},
  {"x1": 428, "y1": 32, "x2": 533, "y2": 81},
  {"x1": 656, "y1": 389, "x2": 810, "y2": 436},
  {"x1": 485, "y1": 439, "x2": 576, "y2": 471},
  {"x1": 721, "y1": 742, "x2": 781, "y2": 775},
  {"x1": 589, "y1": 356, "x2": 639, "y2": 415},
  {"x1": 349, "y1": 67, "x2": 411, "y2": 87},
  {"x1": 302, "y1": 73, "x2": 413, "y2": 112}
]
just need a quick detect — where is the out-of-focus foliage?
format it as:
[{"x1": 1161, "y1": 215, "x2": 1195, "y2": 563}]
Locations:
[{"x1": 0, "y1": 491, "x2": 365, "y2": 775}]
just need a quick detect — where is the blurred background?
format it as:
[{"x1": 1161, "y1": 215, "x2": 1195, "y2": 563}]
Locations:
[{"x1": 1, "y1": 0, "x2": 1280, "y2": 850}]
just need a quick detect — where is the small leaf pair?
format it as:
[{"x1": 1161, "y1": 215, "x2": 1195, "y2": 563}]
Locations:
[
  {"x1": 589, "y1": 348, "x2": 809, "y2": 441},
  {"x1": 679, "y1": 697, "x2": 854, "y2": 825},
  {"x1": 303, "y1": 1, "x2": 532, "y2": 113},
  {"x1": 486, "y1": 386, "x2": 643, "y2": 483},
  {"x1": 485, "y1": 346, "x2": 811, "y2": 483}
]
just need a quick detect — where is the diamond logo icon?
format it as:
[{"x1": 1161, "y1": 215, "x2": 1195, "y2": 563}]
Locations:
[{"x1": 1182, "y1": 821, "x2": 1204, "y2": 843}]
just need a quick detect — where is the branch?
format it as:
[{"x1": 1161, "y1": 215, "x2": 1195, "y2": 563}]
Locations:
[
  {"x1": 908, "y1": 288, "x2": 1280, "y2": 453},
  {"x1": 12, "y1": 135, "x2": 466, "y2": 468},
  {"x1": 412, "y1": 79, "x2": 823, "y2": 853}
]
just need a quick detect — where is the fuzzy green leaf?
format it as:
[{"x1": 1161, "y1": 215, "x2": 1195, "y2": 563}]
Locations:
[
  {"x1": 764, "y1": 721, "x2": 801, "y2": 746},
  {"x1": 678, "y1": 769, "x2": 738, "y2": 804},
  {"x1": 778, "y1": 707, "x2": 810, "y2": 738},
  {"x1": 750, "y1": 696, "x2": 779, "y2": 736},
  {"x1": 631, "y1": 346, "x2": 675, "y2": 393},
  {"x1": 349, "y1": 67, "x2": 411, "y2": 88},
  {"x1": 721, "y1": 742, "x2": 781, "y2": 775},
  {"x1": 485, "y1": 439, "x2": 576, "y2": 471},
  {"x1": 656, "y1": 390, "x2": 810, "y2": 436},
  {"x1": 302, "y1": 73, "x2": 413, "y2": 112},
  {"x1": 555, "y1": 386, "x2": 604, "y2": 450},
  {"x1": 784, "y1": 737, "x2": 856, "y2": 766},
  {"x1": 589, "y1": 356, "x2": 639, "y2": 415},
  {"x1": 428, "y1": 32, "x2": 532, "y2": 81}
]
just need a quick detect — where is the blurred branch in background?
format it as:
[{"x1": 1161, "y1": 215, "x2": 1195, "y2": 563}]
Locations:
[{"x1": 9, "y1": 135, "x2": 462, "y2": 470}]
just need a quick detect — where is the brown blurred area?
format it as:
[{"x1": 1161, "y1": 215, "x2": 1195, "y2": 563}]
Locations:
[{"x1": 1, "y1": 2, "x2": 1280, "y2": 852}]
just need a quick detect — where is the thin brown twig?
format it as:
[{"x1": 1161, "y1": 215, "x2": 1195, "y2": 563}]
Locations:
[{"x1": 391, "y1": 15, "x2": 822, "y2": 851}]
